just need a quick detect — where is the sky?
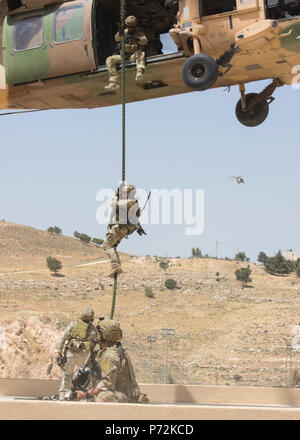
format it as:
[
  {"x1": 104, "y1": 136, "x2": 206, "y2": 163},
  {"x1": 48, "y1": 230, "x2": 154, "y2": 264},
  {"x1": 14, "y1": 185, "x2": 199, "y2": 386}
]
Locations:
[{"x1": 0, "y1": 35, "x2": 300, "y2": 262}]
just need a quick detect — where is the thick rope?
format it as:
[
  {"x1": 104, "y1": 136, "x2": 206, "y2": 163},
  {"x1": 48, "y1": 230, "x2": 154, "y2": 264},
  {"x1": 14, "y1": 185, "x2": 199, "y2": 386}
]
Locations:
[
  {"x1": 121, "y1": 0, "x2": 126, "y2": 184},
  {"x1": 110, "y1": 0, "x2": 126, "y2": 320},
  {"x1": 110, "y1": 274, "x2": 118, "y2": 319}
]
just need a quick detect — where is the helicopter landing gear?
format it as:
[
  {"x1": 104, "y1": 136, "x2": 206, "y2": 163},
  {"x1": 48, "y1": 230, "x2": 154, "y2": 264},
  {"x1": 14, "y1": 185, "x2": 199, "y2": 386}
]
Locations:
[
  {"x1": 182, "y1": 54, "x2": 219, "y2": 91},
  {"x1": 235, "y1": 79, "x2": 283, "y2": 127},
  {"x1": 182, "y1": 43, "x2": 239, "y2": 91}
]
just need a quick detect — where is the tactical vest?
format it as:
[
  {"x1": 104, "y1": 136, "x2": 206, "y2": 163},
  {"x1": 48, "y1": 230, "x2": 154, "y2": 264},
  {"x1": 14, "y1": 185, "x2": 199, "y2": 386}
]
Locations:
[
  {"x1": 69, "y1": 320, "x2": 92, "y2": 351},
  {"x1": 116, "y1": 199, "x2": 139, "y2": 225},
  {"x1": 70, "y1": 320, "x2": 90, "y2": 340}
]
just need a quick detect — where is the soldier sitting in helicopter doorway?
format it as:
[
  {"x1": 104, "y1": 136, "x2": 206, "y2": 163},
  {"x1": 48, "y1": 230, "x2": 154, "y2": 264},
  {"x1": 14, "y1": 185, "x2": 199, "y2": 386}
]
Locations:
[
  {"x1": 104, "y1": 16, "x2": 148, "y2": 91},
  {"x1": 103, "y1": 183, "x2": 147, "y2": 278}
]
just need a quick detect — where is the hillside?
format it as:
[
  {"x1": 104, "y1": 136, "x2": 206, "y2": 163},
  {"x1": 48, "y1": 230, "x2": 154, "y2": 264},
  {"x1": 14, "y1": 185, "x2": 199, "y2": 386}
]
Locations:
[
  {"x1": 0, "y1": 221, "x2": 107, "y2": 271},
  {"x1": 0, "y1": 222, "x2": 300, "y2": 388}
]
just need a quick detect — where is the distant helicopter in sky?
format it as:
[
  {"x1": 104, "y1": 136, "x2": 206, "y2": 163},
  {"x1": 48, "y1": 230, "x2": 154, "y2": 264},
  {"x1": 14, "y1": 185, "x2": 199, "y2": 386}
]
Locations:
[{"x1": 230, "y1": 175, "x2": 251, "y2": 185}]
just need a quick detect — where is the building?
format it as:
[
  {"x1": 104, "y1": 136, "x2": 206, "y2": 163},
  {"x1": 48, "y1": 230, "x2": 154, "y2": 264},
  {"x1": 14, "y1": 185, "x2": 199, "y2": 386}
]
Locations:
[{"x1": 284, "y1": 250, "x2": 299, "y2": 262}]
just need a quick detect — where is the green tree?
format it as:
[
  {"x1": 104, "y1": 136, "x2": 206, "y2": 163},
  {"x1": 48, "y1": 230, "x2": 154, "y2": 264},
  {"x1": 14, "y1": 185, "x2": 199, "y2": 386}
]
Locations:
[
  {"x1": 159, "y1": 260, "x2": 169, "y2": 272},
  {"x1": 257, "y1": 251, "x2": 268, "y2": 265},
  {"x1": 192, "y1": 248, "x2": 202, "y2": 258},
  {"x1": 296, "y1": 265, "x2": 300, "y2": 278},
  {"x1": 46, "y1": 257, "x2": 62, "y2": 275},
  {"x1": 74, "y1": 231, "x2": 80, "y2": 239},
  {"x1": 47, "y1": 226, "x2": 62, "y2": 235},
  {"x1": 165, "y1": 279, "x2": 177, "y2": 290},
  {"x1": 235, "y1": 265, "x2": 252, "y2": 287},
  {"x1": 81, "y1": 234, "x2": 91, "y2": 244},
  {"x1": 92, "y1": 238, "x2": 104, "y2": 247},
  {"x1": 235, "y1": 252, "x2": 247, "y2": 262},
  {"x1": 265, "y1": 251, "x2": 294, "y2": 275}
]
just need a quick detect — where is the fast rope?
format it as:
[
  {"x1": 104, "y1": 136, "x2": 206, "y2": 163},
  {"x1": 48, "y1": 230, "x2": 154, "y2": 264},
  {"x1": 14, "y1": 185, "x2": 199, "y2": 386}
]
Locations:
[{"x1": 110, "y1": 0, "x2": 127, "y2": 320}]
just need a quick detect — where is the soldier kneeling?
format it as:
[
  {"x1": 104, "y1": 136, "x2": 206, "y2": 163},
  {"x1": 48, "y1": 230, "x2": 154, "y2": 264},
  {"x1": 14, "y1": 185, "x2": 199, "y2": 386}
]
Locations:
[{"x1": 72, "y1": 319, "x2": 149, "y2": 404}]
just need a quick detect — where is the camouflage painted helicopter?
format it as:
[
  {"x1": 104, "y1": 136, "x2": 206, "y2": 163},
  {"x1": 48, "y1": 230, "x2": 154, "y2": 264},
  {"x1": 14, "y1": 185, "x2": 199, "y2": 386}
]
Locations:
[{"x1": 0, "y1": 0, "x2": 300, "y2": 127}]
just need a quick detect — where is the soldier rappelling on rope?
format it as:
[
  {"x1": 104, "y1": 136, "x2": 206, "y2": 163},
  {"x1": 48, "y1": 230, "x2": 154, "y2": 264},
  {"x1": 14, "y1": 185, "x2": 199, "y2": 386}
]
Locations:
[
  {"x1": 103, "y1": 184, "x2": 148, "y2": 278},
  {"x1": 104, "y1": 16, "x2": 148, "y2": 91}
]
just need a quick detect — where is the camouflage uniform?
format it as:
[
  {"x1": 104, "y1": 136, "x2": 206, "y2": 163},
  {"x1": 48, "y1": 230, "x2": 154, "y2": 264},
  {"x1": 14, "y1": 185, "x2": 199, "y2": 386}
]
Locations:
[
  {"x1": 105, "y1": 16, "x2": 148, "y2": 89},
  {"x1": 92, "y1": 319, "x2": 148, "y2": 403},
  {"x1": 56, "y1": 308, "x2": 98, "y2": 401},
  {"x1": 169, "y1": 12, "x2": 183, "y2": 50},
  {"x1": 103, "y1": 184, "x2": 141, "y2": 278}
]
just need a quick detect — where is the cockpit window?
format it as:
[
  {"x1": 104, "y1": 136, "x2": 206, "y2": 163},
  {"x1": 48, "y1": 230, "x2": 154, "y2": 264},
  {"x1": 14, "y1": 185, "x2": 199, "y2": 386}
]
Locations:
[
  {"x1": 202, "y1": 0, "x2": 237, "y2": 16},
  {"x1": 54, "y1": 5, "x2": 84, "y2": 43},
  {"x1": 13, "y1": 15, "x2": 43, "y2": 51}
]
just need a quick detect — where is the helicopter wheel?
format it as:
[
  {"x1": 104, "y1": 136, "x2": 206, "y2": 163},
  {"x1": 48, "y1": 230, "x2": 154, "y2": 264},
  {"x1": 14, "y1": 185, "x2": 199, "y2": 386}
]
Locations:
[
  {"x1": 235, "y1": 93, "x2": 269, "y2": 127},
  {"x1": 182, "y1": 54, "x2": 219, "y2": 91}
]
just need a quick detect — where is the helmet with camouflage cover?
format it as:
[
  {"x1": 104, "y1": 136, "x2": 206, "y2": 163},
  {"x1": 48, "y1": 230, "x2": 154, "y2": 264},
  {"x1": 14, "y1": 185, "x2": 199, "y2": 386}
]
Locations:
[
  {"x1": 123, "y1": 184, "x2": 136, "y2": 194},
  {"x1": 80, "y1": 307, "x2": 94, "y2": 322},
  {"x1": 125, "y1": 16, "x2": 137, "y2": 27},
  {"x1": 100, "y1": 319, "x2": 122, "y2": 343}
]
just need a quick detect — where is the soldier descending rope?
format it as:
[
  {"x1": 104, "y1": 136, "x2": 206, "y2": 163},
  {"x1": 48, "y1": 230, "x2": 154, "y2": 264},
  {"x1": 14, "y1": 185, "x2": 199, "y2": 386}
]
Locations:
[{"x1": 103, "y1": 183, "x2": 147, "y2": 278}]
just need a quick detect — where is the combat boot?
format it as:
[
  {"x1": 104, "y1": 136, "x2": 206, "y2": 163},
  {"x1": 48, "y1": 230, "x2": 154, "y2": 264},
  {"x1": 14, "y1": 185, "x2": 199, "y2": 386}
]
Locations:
[
  {"x1": 135, "y1": 70, "x2": 144, "y2": 85},
  {"x1": 107, "y1": 267, "x2": 123, "y2": 278},
  {"x1": 104, "y1": 82, "x2": 120, "y2": 91}
]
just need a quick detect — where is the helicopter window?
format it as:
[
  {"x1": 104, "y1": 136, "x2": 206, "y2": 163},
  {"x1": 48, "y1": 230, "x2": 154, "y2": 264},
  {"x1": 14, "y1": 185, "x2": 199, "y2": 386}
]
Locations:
[
  {"x1": 202, "y1": 0, "x2": 237, "y2": 16},
  {"x1": 265, "y1": 0, "x2": 300, "y2": 18},
  {"x1": 13, "y1": 15, "x2": 43, "y2": 51},
  {"x1": 54, "y1": 5, "x2": 84, "y2": 43}
]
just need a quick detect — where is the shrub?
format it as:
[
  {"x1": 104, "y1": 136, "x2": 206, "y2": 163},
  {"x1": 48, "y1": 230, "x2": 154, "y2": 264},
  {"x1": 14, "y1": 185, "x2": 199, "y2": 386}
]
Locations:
[
  {"x1": 144, "y1": 287, "x2": 154, "y2": 298},
  {"x1": 165, "y1": 279, "x2": 177, "y2": 290},
  {"x1": 235, "y1": 265, "x2": 252, "y2": 287},
  {"x1": 47, "y1": 226, "x2": 62, "y2": 235},
  {"x1": 92, "y1": 238, "x2": 104, "y2": 247}
]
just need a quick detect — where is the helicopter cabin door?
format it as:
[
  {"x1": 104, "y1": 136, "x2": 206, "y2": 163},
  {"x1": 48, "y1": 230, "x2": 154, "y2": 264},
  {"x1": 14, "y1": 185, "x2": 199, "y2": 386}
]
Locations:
[
  {"x1": 198, "y1": 0, "x2": 261, "y2": 53},
  {"x1": 3, "y1": 0, "x2": 96, "y2": 85}
]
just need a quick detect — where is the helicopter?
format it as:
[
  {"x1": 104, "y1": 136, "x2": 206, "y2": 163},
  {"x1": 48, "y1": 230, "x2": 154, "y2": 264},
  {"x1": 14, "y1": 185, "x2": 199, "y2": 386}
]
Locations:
[
  {"x1": 0, "y1": 0, "x2": 300, "y2": 127},
  {"x1": 230, "y1": 174, "x2": 251, "y2": 184}
]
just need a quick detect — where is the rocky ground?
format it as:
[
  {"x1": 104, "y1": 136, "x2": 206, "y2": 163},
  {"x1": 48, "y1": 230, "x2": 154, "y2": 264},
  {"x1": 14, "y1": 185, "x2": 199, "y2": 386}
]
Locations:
[{"x1": 0, "y1": 222, "x2": 300, "y2": 387}]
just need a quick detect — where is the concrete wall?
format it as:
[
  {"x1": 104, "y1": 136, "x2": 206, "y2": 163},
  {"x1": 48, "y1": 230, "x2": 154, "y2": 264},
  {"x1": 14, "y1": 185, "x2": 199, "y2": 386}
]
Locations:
[{"x1": 2, "y1": 379, "x2": 300, "y2": 406}]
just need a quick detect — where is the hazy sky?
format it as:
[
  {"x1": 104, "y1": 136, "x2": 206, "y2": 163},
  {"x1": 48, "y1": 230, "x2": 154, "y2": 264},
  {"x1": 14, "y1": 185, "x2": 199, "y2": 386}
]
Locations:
[{"x1": 1, "y1": 36, "x2": 300, "y2": 262}]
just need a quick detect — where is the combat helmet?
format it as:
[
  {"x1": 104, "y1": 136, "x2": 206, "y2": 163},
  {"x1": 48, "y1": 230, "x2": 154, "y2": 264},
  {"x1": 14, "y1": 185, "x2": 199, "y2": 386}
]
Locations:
[
  {"x1": 100, "y1": 319, "x2": 122, "y2": 343},
  {"x1": 80, "y1": 307, "x2": 95, "y2": 323},
  {"x1": 125, "y1": 16, "x2": 137, "y2": 27},
  {"x1": 123, "y1": 184, "x2": 136, "y2": 194}
]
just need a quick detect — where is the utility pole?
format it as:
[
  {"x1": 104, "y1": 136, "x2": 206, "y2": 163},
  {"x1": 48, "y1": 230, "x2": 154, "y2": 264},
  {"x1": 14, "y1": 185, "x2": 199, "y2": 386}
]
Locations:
[
  {"x1": 147, "y1": 336, "x2": 157, "y2": 376},
  {"x1": 290, "y1": 345, "x2": 293, "y2": 388},
  {"x1": 161, "y1": 328, "x2": 175, "y2": 384},
  {"x1": 285, "y1": 342, "x2": 293, "y2": 387}
]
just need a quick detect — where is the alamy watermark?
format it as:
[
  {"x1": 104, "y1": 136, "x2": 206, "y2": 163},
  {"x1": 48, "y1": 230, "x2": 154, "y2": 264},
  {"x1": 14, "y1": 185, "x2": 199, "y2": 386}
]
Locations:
[{"x1": 96, "y1": 187, "x2": 204, "y2": 236}]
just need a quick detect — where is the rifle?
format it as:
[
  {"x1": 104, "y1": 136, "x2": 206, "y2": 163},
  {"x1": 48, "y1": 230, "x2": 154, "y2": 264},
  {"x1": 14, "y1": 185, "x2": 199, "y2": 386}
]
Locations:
[
  {"x1": 71, "y1": 328, "x2": 103, "y2": 394},
  {"x1": 134, "y1": 191, "x2": 151, "y2": 237},
  {"x1": 56, "y1": 342, "x2": 69, "y2": 369}
]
